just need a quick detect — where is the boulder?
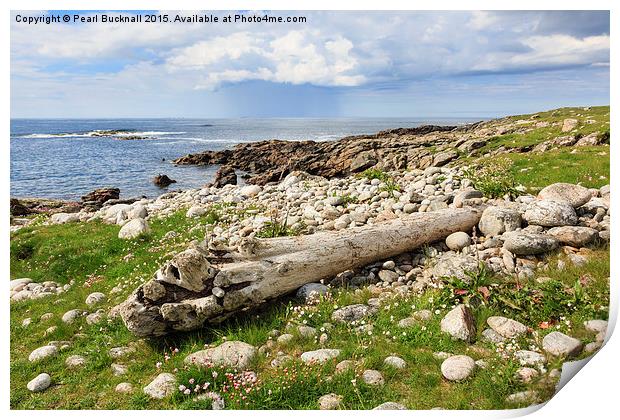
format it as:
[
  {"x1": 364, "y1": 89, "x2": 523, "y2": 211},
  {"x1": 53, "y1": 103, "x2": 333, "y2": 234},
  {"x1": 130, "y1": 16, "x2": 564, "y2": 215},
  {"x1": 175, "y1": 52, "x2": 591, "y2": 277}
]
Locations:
[
  {"x1": 296, "y1": 283, "x2": 329, "y2": 302},
  {"x1": 546, "y1": 226, "x2": 598, "y2": 247},
  {"x1": 81, "y1": 187, "x2": 120, "y2": 205},
  {"x1": 350, "y1": 151, "x2": 378, "y2": 172},
  {"x1": 10, "y1": 198, "x2": 30, "y2": 216},
  {"x1": 440, "y1": 304, "x2": 476, "y2": 342},
  {"x1": 538, "y1": 183, "x2": 592, "y2": 208},
  {"x1": 441, "y1": 355, "x2": 476, "y2": 381},
  {"x1": 62, "y1": 309, "x2": 85, "y2": 324},
  {"x1": 143, "y1": 373, "x2": 177, "y2": 399},
  {"x1": 513, "y1": 350, "x2": 546, "y2": 367},
  {"x1": 542, "y1": 331, "x2": 583, "y2": 358},
  {"x1": 186, "y1": 206, "x2": 208, "y2": 218},
  {"x1": 433, "y1": 150, "x2": 458, "y2": 167},
  {"x1": 240, "y1": 185, "x2": 262, "y2": 197},
  {"x1": 523, "y1": 200, "x2": 577, "y2": 227},
  {"x1": 453, "y1": 189, "x2": 483, "y2": 208},
  {"x1": 584, "y1": 320, "x2": 608, "y2": 334},
  {"x1": 503, "y1": 233, "x2": 558, "y2": 255},
  {"x1": 184, "y1": 341, "x2": 257, "y2": 370},
  {"x1": 486, "y1": 316, "x2": 528, "y2": 338},
  {"x1": 561, "y1": 118, "x2": 578, "y2": 132},
  {"x1": 300, "y1": 349, "x2": 340, "y2": 364},
  {"x1": 478, "y1": 207, "x2": 521, "y2": 236},
  {"x1": 433, "y1": 254, "x2": 482, "y2": 282},
  {"x1": 118, "y1": 218, "x2": 150, "y2": 239},
  {"x1": 115, "y1": 382, "x2": 134, "y2": 393},
  {"x1": 65, "y1": 355, "x2": 86, "y2": 368},
  {"x1": 51, "y1": 212, "x2": 80, "y2": 224}
]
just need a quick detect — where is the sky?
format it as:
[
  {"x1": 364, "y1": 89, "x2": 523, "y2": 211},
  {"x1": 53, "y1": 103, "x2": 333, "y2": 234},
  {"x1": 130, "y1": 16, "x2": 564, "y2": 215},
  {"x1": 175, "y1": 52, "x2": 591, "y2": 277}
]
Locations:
[{"x1": 10, "y1": 10, "x2": 610, "y2": 119}]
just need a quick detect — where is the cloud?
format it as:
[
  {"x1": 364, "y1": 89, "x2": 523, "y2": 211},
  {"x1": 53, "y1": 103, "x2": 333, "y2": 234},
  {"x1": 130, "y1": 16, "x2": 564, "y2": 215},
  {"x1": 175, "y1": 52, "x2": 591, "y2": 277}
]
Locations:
[
  {"x1": 165, "y1": 30, "x2": 365, "y2": 89},
  {"x1": 471, "y1": 34, "x2": 610, "y2": 73},
  {"x1": 10, "y1": 11, "x2": 610, "y2": 117}
]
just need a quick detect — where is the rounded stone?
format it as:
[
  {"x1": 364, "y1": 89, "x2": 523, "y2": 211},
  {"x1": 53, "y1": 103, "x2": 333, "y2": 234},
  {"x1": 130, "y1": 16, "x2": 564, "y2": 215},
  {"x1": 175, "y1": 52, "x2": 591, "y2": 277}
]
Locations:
[
  {"x1": 486, "y1": 316, "x2": 528, "y2": 338},
  {"x1": 115, "y1": 382, "x2": 134, "y2": 393},
  {"x1": 184, "y1": 341, "x2": 257, "y2": 369},
  {"x1": 300, "y1": 348, "x2": 340, "y2": 364},
  {"x1": 85, "y1": 292, "x2": 106, "y2": 306},
  {"x1": 542, "y1": 331, "x2": 583, "y2": 358},
  {"x1": 65, "y1": 355, "x2": 86, "y2": 368},
  {"x1": 503, "y1": 233, "x2": 558, "y2": 255},
  {"x1": 445, "y1": 232, "x2": 471, "y2": 251},
  {"x1": 29, "y1": 345, "x2": 58, "y2": 362},
  {"x1": 318, "y1": 393, "x2": 343, "y2": 410},
  {"x1": 373, "y1": 402, "x2": 407, "y2": 410},
  {"x1": 546, "y1": 226, "x2": 598, "y2": 247},
  {"x1": 479, "y1": 207, "x2": 521, "y2": 236},
  {"x1": 62, "y1": 309, "x2": 84, "y2": 324},
  {"x1": 27, "y1": 373, "x2": 51, "y2": 392},
  {"x1": 143, "y1": 373, "x2": 177, "y2": 399},
  {"x1": 362, "y1": 369, "x2": 385, "y2": 386},
  {"x1": 384, "y1": 356, "x2": 407, "y2": 369},
  {"x1": 441, "y1": 355, "x2": 476, "y2": 381},
  {"x1": 118, "y1": 218, "x2": 151, "y2": 239},
  {"x1": 538, "y1": 183, "x2": 592, "y2": 208},
  {"x1": 523, "y1": 200, "x2": 577, "y2": 227}
]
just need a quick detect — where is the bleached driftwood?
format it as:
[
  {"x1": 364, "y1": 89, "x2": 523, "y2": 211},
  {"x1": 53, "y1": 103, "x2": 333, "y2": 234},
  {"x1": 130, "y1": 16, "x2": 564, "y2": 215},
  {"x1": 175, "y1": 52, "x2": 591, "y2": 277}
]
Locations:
[{"x1": 118, "y1": 207, "x2": 481, "y2": 336}]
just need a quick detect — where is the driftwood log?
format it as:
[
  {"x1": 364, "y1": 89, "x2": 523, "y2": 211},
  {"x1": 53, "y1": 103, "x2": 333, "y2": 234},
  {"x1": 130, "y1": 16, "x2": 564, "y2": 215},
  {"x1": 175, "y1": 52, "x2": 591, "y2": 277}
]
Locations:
[{"x1": 118, "y1": 207, "x2": 481, "y2": 337}]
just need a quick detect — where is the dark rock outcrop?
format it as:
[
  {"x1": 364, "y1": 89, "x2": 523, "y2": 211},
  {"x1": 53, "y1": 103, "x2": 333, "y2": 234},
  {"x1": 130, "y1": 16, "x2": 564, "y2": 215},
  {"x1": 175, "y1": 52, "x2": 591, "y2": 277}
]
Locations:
[
  {"x1": 174, "y1": 125, "x2": 462, "y2": 185},
  {"x1": 81, "y1": 187, "x2": 120, "y2": 211},
  {"x1": 81, "y1": 188, "x2": 120, "y2": 204},
  {"x1": 211, "y1": 165, "x2": 237, "y2": 188},
  {"x1": 10, "y1": 198, "x2": 30, "y2": 216},
  {"x1": 153, "y1": 174, "x2": 177, "y2": 188}
]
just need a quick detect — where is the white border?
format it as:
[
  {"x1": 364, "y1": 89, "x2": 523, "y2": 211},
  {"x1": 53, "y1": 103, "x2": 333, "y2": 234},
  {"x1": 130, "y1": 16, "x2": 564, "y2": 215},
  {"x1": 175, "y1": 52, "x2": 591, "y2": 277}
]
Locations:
[{"x1": 2, "y1": 2, "x2": 616, "y2": 420}]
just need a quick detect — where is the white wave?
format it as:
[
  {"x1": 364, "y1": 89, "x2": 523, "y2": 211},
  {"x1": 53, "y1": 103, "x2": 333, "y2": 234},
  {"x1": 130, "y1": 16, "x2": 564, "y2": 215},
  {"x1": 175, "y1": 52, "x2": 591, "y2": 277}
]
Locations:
[
  {"x1": 19, "y1": 130, "x2": 187, "y2": 139},
  {"x1": 19, "y1": 133, "x2": 84, "y2": 139},
  {"x1": 116, "y1": 131, "x2": 186, "y2": 136}
]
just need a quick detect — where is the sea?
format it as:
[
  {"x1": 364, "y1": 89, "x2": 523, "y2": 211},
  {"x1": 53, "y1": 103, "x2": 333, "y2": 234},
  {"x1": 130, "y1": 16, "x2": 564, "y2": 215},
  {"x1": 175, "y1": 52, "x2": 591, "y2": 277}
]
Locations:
[{"x1": 10, "y1": 117, "x2": 483, "y2": 200}]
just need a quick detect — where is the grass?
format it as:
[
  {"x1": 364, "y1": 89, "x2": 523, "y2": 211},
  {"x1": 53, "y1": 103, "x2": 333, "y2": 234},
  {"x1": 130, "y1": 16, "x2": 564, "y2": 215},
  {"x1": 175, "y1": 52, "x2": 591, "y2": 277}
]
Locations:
[{"x1": 461, "y1": 106, "x2": 610, "y2": 194}]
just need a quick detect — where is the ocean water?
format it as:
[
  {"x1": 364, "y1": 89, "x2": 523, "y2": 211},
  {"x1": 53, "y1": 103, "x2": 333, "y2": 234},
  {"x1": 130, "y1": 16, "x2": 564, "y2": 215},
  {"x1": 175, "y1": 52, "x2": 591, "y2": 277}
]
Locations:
[{"x1": 10, "y1": 117, "x2": 481, "y2": 200}]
